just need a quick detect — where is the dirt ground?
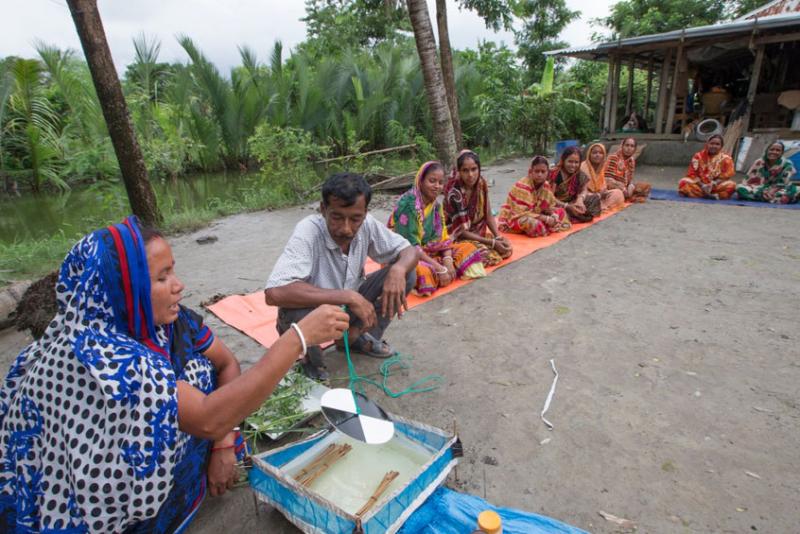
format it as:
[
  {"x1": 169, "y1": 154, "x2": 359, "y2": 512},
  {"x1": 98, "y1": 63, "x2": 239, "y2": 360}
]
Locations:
[{"x1": 1, "y1": 158, "x2": 799, "y2": 533}]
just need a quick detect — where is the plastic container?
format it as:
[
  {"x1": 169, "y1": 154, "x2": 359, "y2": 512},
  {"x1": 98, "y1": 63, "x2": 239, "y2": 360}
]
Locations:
[
  {"x1": 478, "y1": 510, "x2": 503, "y2": 533},
  {"x1": 555, "y1": 140, "x2": 579, "y2": 161}
]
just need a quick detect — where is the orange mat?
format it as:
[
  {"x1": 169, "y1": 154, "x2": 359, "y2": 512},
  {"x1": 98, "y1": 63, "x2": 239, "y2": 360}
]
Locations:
[{"x1": 207, "y1": 205, "x2": 628, "y2": 347}]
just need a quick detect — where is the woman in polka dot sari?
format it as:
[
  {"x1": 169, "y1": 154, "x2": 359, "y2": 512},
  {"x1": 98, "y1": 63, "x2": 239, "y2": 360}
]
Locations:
[{"x1": 0, "y1": 216, "x2": 349, "y2": 533}]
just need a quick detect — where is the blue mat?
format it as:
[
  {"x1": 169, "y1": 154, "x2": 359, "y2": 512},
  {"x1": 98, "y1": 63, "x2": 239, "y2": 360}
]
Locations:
[
  {"x1": 650, "y1": 188, "x2": 800, "y2": 209},
  {"x1": 399, "y1": 487, "x2": 587, "y2": 534}
]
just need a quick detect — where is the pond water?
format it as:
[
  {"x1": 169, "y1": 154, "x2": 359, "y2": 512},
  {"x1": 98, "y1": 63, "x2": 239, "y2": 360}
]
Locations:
[{"x1": 0, "y1": 171, "x2": 265, "y2": 243}]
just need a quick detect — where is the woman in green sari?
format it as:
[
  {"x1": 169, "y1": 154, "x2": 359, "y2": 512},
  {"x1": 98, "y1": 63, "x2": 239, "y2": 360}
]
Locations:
[
  {"x1": 388, "y1": 161, "x2": 484, "y2": 296},
  {"x1": 737, "y1": 141, "x2": 798, "y2": 204}
]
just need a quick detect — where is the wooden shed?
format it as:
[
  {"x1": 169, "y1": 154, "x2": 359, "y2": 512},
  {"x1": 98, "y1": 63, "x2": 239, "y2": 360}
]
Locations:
[{"x1": 547, "y1": 0, "x2": 800, "y2": 145}]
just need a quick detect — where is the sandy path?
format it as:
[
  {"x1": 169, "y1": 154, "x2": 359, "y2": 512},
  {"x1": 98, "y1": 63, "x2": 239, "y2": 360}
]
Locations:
[{"x1": 1, "y1": 159, "x2": 799, "y2": 533}]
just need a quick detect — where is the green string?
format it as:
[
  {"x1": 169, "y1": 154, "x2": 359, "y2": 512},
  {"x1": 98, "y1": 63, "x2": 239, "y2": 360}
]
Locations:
[{"x1": 340, "y1": 310, "x2": 444, "y2": 411}]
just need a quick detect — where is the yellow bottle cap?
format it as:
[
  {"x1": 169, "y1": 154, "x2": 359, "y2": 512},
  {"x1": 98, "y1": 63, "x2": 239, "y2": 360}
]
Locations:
[{"x1": 478, "y1": 510, "x2": 502, "y2": 533}]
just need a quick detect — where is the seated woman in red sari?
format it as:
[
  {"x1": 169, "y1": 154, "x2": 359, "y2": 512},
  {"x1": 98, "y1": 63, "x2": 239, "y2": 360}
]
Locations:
[
  {"x1": 498, "y1": 156, "x2": 571, "y2": 237},
  {"x1": 549, "y1": 146, "x2": 601, "y2": 223},
  {"x1": 678, "y1": 134, "x2": 736, "y2": 199},
  {"x1": 389, "y1": 161, "x2": 484, "y2": 296},
  {"x1": 444, "y1": 149, "x2": 513, "y2": 266},
  {"x1": 605, "y1": 137, "x2": 651, "y2": 203},
  {"x1": 580, "y1": 142, "x2": 625, "y2": 212}
]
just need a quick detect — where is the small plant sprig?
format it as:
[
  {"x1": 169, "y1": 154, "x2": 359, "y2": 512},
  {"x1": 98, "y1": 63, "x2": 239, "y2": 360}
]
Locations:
[{"x1": 244, "y1": 371, "x2": 316, "y2": 449}]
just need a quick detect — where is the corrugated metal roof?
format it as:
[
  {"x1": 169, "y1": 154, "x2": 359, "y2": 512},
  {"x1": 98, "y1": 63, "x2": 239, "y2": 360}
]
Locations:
[
  {"x1": 737, "y1": 0, "x2": 800, "y2": 21},
  {"x1": 546, "y1": 12, "x2": 800, "y2": 58}
]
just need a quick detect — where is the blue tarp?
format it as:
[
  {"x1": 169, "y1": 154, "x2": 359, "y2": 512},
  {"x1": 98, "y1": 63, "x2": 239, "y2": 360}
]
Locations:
[
  {"x1": 399, "y1": 487, "x2": 588, "y2": 534},
  {"x1": 650, "y1": 188, "x2": 800, "y2": 209}
]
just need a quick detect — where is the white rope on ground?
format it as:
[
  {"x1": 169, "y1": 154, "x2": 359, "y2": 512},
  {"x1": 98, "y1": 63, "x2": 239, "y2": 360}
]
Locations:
[{"x1": 540, "y1": 359, "x2": 559, "y2": 430}]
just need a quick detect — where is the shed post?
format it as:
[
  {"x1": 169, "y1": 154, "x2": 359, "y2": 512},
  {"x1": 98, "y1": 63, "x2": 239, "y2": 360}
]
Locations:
[
  {"x1": 603, "y1": 55, "x2": 616, "y2": 133},
  {"x1": 665, "y1": 42, "x2": 684, "y2": 135},
  {"x1": 610, "y1": 56, "x2": 622, "y2": 133},
  {"x1": 741, "y1": 44, "x2": 766, "y2": 134},
  {"x1": 654, "y1": 48, "x2": 673, "y2": 134},
  {"x1": 644, "y1": 56, "x2": 654, "y2": 125},
  {"x1": 625, "y1": 57, "x2": 635, "y2": 116}
]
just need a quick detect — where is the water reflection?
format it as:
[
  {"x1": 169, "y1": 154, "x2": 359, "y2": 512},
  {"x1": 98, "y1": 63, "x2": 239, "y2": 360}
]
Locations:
[{"x1": 0, "y1": 171, "x2": 263, "y2": 243}]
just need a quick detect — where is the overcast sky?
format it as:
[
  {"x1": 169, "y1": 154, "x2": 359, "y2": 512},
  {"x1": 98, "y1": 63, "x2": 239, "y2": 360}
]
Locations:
[{"x1": 3, "y1": 0, "x2": 615, "y2": 72}]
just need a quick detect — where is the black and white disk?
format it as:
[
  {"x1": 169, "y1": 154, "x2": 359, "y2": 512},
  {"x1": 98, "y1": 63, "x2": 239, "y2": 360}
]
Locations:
[{"x1": 320, "y1": 388, "x2": 394, "y2": 445}]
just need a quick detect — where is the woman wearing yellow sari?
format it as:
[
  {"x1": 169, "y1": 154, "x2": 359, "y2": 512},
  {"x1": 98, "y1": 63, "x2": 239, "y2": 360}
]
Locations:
[
  {"x1": 498, "y1": 156, "x2": 571, "y2": 237},
  {"x1": 605, "y1": 137, "x2": 651, "y2": 202},
  {"x1": 389, "y1": 161, "x2": 484, "y2": 296},
  {"x1": 580, "y1": 143, "x2": 625, "y2": 212}
]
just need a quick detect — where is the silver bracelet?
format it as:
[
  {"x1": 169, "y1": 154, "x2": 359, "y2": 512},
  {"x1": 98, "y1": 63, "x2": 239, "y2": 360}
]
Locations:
[{"x1": 289, "y1": 322, "x2": 307, "y2": 356}]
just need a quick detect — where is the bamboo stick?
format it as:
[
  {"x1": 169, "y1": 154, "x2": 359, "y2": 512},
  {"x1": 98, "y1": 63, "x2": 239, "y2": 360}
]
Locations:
[
  {"x1": 295, "y1": 444, "x2": 349, "y2": 484},
  {"x1": 314, "y1": 144, "x2": 417, "y2": 164},
  {"x1": 294, "y1": 444, "x2": 336, "y2": 480},
  {"x1": 297, "y1": 444, "x2": 352, "y2": 487},
  {"x1": 298, "y1": 446, "x2": 351, "y2": 487},
  {"x1": 356, "y1": 471, "x2": 400, "y2": 517}
]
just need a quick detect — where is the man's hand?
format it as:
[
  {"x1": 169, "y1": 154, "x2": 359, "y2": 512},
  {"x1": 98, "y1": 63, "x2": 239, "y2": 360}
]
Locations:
[
  {"x1": 346, "y1": 291, "x2": 377, "y2": 330},
  {"x1": 380, "y1": 264, "x2": 409, "y2": 320}
]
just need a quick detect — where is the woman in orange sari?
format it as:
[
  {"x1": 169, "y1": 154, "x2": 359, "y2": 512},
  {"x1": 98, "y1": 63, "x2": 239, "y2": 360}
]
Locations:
[
  {"x1": 389, "y1": 161, "x2": 484, "y2": 296},
  {"x1": 580, "y1": 142, "x2": 625, "y2": 212},
  {"x1": 498, "y1": 156, "x2": 571, "y2": 237},
  {"x1": 444, "y1": 149, "x2": 512, "y2": 266},
  {"x1": 605, "y1": 137, "x2": 651, "y2": 202},
  {"x1": 678, "y1": 134, "x2": 736, "y2": 199}
]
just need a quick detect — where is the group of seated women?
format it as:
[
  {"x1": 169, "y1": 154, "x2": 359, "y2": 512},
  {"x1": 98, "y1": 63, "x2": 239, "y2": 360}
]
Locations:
[
  {"x1": 387, "y1": 139, "x2": 651, "y2": 296},
  {"x1": 678, "y1": 135, "x2": 798, "y2": 203}
]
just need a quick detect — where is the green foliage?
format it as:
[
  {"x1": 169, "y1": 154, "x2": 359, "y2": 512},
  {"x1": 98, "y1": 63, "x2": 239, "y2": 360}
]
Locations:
[
  {"x1": 730, "y1": 0, "x2": 766, "y2": 17},
  {"x1": 248, "y1": 125, "x2": 328, "y2": 201},
  {"x1": 595, "y1": 0, "x2": 728, "y2": 39},
  {"x1": 301, "y1": 0, "x2": 412, "y2": 56},
  {"x1": 460, "y1": 0, "x2": 515, "y2": 31},
  {"x1": 3, "y1": 58, "x2": 66, "y2": 192},
  {"x1": 244, "y1": 371, "x2": 315, "y2": 447},
  {"x1": 512, "y1": 0, "x2": 579, "y2": 83},
  {"x1": 518, "y1": 58, "x2": 591, "y2": 153}
]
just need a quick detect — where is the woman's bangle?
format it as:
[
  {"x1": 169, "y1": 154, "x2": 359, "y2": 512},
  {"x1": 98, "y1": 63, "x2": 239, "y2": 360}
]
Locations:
[
  {"x1": 289, "y1": 322, "x2": 307, "y2": 356},
  {"x1": 211, "y1": 444, "x2": 235, "y2": 452},
  {"x1": 490, "y1": 237, "x2": 496, "y2": 250},
  {"x1": 442, "y1": 255, "x2": 454, "y2": 263},
  {"x1": 435, "y1": 267, "x2": 449, "y2": 275}
]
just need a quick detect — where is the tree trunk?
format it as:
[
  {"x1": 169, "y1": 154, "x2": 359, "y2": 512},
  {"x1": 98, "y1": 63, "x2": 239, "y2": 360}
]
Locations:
[
  {"x1": 66, "y1": 0, "x2": 162, "y2": 226},
  {"x1": 406, "y1": 0, "x2": 457, "y2": 166},
  {"x1": 436, "y1": 0, "x2": 462, "y2": 151}
]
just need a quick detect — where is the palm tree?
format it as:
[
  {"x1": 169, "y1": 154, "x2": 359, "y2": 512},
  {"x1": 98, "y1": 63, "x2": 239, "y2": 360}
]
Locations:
[
  {"x1": 406, "y1": 0, "x2": 457, "y2": 165},
  {"x1": 4, "y1": 58, "x2": 65, "y2": 192},
  {"x1": 436, "y1": 0, "x2": 462, "y2": 149},
  {"x1": 0, "y1": 64, "x2": 18, "y2": 194},
  {"x1": 178, "y1": 36, "x2": 270, "y2": 169}
]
